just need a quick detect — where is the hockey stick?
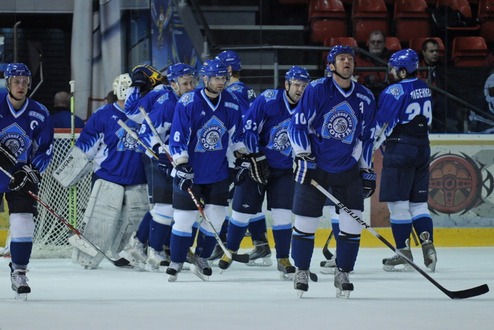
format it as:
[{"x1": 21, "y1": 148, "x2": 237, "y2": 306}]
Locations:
[
  {"x1": 68, "y1": 80, "x2": 77, "y2": 228},
  {"x1": 310, "y1": 179, "x2": 489, "y2": 299},
  {"x1": 118, "y1": 117, "x2": 250, "y2": 263},
  {"x1": 0, "y1": 167, "x2": 129, "y2": 267},
  {"x1": 320, "y1": 230, "x2": 334, "y2": 267}
]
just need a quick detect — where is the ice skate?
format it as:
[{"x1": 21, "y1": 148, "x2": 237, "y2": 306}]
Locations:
[
  {"x1": 119, "y1": 232, "x2": 147, "y2": 268},
  {"x1": 334, "y1": 268, "x2": 353, "y2": 299},
  {"x1": 191, "y1": 255, "x2": 212, "y2": 281},
  {"x1": 218, "y1": 251, "x2": 234, "y2": 272},
  {"x1": 277, "y1": 258, "x2": 296, "y2": 280},
  {"x1": 246, "y1": 240, "x2": 272, "y2": 267},
  {"x1": 145, "y1": 247, "x2": 169, "y2": 271},
  {"x1": 10, "y1": 263, "x2": 30, "y2": 300},
  {"x1": 166, "y1": 262, "x2": 183, "y2": 282},
  {"x1": 382, "y1": 246, "x2": 413, "y2": 272},
  {"x1": 293, "y1": 269, "x2": 310, "y2": 297},
  {"x1": 420, "y1": 231, "x2": 437, "y2": 272}
]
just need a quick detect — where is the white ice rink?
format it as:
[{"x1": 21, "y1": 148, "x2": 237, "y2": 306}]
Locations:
[{"x1": 1, "y1": 247, "x2": 492, "y2": 330}]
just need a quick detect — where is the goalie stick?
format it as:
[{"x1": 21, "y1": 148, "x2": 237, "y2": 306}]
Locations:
[
  {"x1": 0, "y1": 166, "x2": 129, "y2": 267},
  {"x1": 118, "y1": 118, "x2": 250, "y2": 263},
  {"x1": 311, "y1": 179, "x2": 489, "y2": 299}
]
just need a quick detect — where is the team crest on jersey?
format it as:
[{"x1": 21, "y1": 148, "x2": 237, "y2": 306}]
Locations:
[
  {"x1": 322, "y1": 101, "x2": 356, "y2": 144},
  {"x1": 386, "y1": 84, "x2": 404, "y2": 100},
  {"x1": 229, "y1": 84, "x2": 242, "y2": 93},
  {"x1": 262, "y1": 89, "x2": 278, "y2": 102},
  {"x1": 157, "y1": 93, "x2": 170, "y2": 104},
  {"x1": 0, "y1": 123, "x2": 30, "y2": 162},
  {"x1": 116, "y1": 122, "x2": 140, "y2": 151},
  {"x1": 179, "y1": 92, "x2": 194, "y2": 106},
  {"x1": 195, "y1": 116, "x2": 226, "y2": 152},
  {"x1": 268, "y1": 119, "x2": 291, "y2": 156}
]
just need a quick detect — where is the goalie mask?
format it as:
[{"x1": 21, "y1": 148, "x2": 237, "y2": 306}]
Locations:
[{"x1": 113, "y1": 73, "x2": 132, "y2": 101}]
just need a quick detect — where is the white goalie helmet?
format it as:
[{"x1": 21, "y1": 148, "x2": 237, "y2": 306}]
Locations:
[{"x1": 113, "y1": 73, "x2": 132, "y2": 101}]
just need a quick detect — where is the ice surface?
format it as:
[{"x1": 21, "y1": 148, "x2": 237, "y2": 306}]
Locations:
[{"x1": 1, "y1": 247, "x2": 492, "y2": 330}]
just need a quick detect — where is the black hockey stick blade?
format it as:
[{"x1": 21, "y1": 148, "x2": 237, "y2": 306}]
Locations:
[
  {"x1": 311, "y1": 180, "x2": 490, "y2": 300},
  {"x1": 112, "y1": 257, "x2": 131, "y2": 267},
  {"x1": 322, "y1": 230, "x2": 334, "y2": 260},
  {"x1": 232, "y1": 252, "x2": 250, "y2": 263}
]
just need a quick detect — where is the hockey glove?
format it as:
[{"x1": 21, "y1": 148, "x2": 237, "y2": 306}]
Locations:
[
  {"x1": 9, "y1": 165, "x2": 41, "y2": 192},
  {"x1": 361, "y1": 168, "x2": 376, "y2": 199},
  {"x1": 294, "y1": 155, "x2": 317, "y2": 185},
  {"x1": 153, "y1": 144, "x2": 173, "y2": 176},
  {"x1": 175, "y1": 163, "x2": 194, "y2": 191},
  {"x1": 233, "y1": 156, "x2": 251, "y2": 185},
  {"x1": 246, "y1": 153, "x2": 270, "y2": 185},
  {"x1": 0, "y1": 145, "x2": 16, "y2": 172}
]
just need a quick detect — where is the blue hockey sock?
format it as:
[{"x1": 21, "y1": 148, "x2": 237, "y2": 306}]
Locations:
[
  {"x1": 391, "y1": 222, "x2": 413, "y2": 249},
  {"x1": 226, "y1": 221, "x2": 248, "y2": 251},
  {"x1": 272, "y1": 227, "x2": 292, "y2": 259},
  {"x1": 331, "y1": 221, "x2": 340, "y2": 242},
  {"x1": 136, "y1": 211, "x2": 152, "y2": 243},
  {"x1": 148, "y1": 220, "x2": 171, "y2": 251},
  {"x1": 335, "y1": 232, "x2": 360, "y2": 272},
  {"x1": 195, "y1": 229, "x2": 217, "y2": 258},
  {"x1": 291, "y1": 228, "x2": 314, "y2": 270},
  {"x1": 412, "y1": 216, "x2": 434, "y2": 242},
  {"x1": 10, "y1": 241, "x2": 33, "y2": 267},
  {"x1": 219, "y1": 217, "x2": 229, "y2": 242},
  {"x1": 248, "y1": 215, "x2": 267, "y2": 241},
  {"x1": 170, "y1": 231, "x2": 192, "y2": 263}
]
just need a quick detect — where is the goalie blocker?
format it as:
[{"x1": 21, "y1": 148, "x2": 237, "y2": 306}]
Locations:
[{"x1": 72, "y1": 179, "x2": 149, "y2": 269}]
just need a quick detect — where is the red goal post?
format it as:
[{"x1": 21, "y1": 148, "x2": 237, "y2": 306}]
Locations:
[{"x1": 32, "y1": 128, "x2": 92, "y2": 258}]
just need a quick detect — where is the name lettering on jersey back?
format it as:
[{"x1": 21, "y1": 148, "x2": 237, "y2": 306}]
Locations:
[{"x1": 410, "y1": 88, "x2": 431, "y2": 100}]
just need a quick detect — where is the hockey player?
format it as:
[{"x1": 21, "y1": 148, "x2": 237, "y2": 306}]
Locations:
[
  {"x1": 288, "y1": 45, "x2": 377, "y2": 298},
  {"x1": 54, "y1": 73, "x2": 149, "y2": 269},
  {"x1": 209, "y1": 50, "x2": 268, "y2": 264},
  {"x1": 121, "y1": 63, "x2": 198, "y2": 271},
  {"x1": 0, "y1": 63, "x2": 54, "y2": 299},
  {"x1": 166, "y1": 58, "x2": 248, "y2": 281},
  {"x1": 218, "y1": 66, "x2": 310, "y2": 280},
  {"x1": 376, "y1": 49, "x2": 437, "y2": 272},
  {"x1": 118, "y1": 63, "x2": 169, "y2": 267}
]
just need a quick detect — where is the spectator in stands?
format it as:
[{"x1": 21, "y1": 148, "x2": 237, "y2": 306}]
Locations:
[
  {"x1": 50, "y1": 91, "x2": 85, "y2": 128},
  {"x1": 354, "y1": 30, "x2": 391, "y2": 98},
  {"x1": 418, "y1": 39, "x2": 457, "y2": 133}
]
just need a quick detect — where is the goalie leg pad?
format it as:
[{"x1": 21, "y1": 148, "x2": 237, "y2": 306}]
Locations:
[
  {"x1": 52, "y1": 146, "x2": 92, "y2": 188},
  {"x1": 75, "y1": 179, "x2": 124, "y2": 269},
  {"x1": 110, "y1": 184, "x2": 149, "y2": 255}
]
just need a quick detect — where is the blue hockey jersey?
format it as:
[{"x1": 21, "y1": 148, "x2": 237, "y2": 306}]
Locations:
[
  {"x1": 139, "y1": 85, "x2": 179, "y2": 151},
  {"x1": 169, "y1": 88, "x2": 245, "y2": 184},
  {"x1": 375, "y1": 77, "x2": 432, "y2": 143},
  {"x1": 244, "y1": 88, "x2": 295, "y2": 170},
  {"x1": 0, "y1": 92, "x2": 54, "y2": 192},
  {"x1": 125, "y1": 85, "x2": 166, "y2": 124},
  {"x1": 76, "y1": 102, "x2": 146, "y2": 185},
  {"x1": 289, "y1": 77, "x2": 377, "y2": 172},
  {"x1": 226, "y1": 81, "x2": 256, "y2": 113}
]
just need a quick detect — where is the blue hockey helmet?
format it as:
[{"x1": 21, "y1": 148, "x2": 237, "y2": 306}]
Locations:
[
  {"x1": 327, "y1": 45, "x2": 355, "y2": 65},
  {"x1": 216, "y1": 50, "x2": 242, "y2": 71},
  {"x1": 285, "y1": 66, "x2": 310, "y2": 83},
  {"x1": 200, "y1": 59, "x2": 228, "y2": 78},
  {"x1": 4, "y1": 63, "x2": 32, "y2": 79},
  {"x1": 166, "y1": 63, "x2": 197, "y2": 82},
  {"x1": 388, "y1": 48, "x2": 419, "y2": 74}
]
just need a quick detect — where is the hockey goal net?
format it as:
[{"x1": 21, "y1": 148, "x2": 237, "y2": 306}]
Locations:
[{"x1": 31, "y1": 130, "x2": 92, "y2": 258}]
